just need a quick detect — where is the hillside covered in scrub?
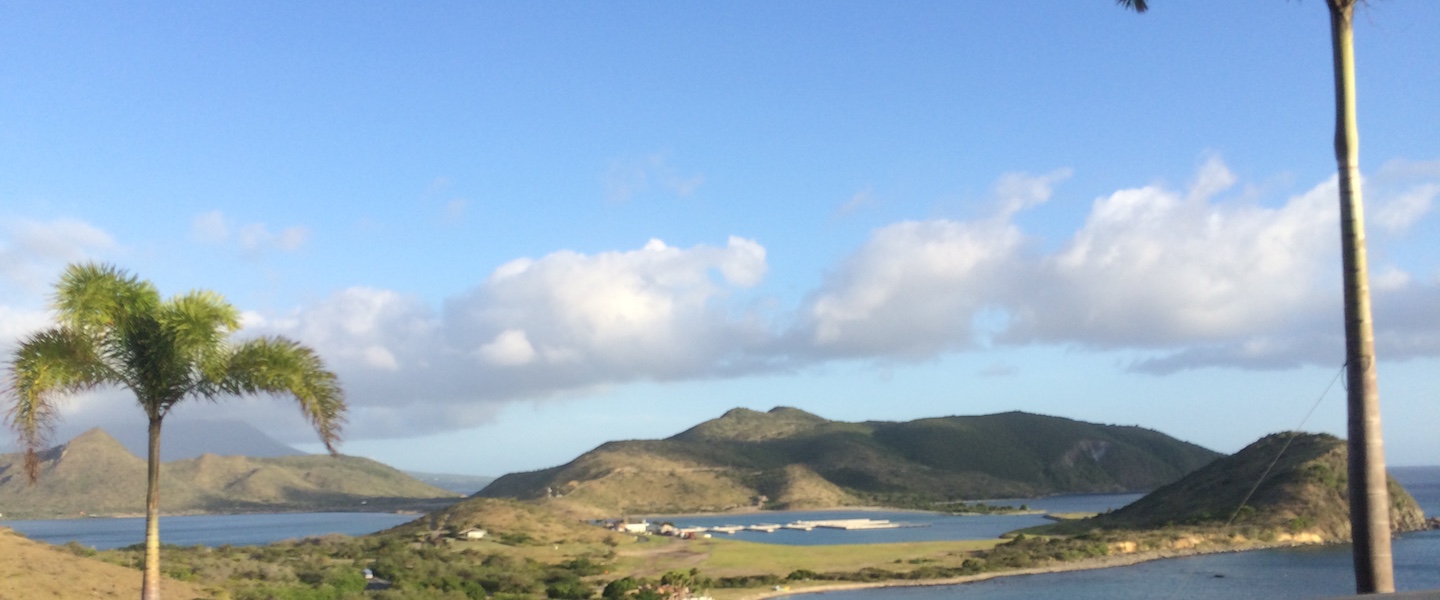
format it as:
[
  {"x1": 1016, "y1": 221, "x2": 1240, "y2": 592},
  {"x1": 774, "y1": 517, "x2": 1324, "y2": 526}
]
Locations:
[
  {"x1": 0, "y1": 428, "x2": 460, "y2": 519},
  {"x1": 480, "y1": 407, "x2": 1221, "y2": 514},
  {"x1": 1047, "y1": 432, "x2": 1427, "y2": 541}
]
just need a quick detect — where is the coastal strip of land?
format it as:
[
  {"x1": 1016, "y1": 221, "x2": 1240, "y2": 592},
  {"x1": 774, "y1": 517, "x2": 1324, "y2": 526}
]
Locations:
[{"x1": 734, "y1": 542, "x2": 1315, "y2": 600}]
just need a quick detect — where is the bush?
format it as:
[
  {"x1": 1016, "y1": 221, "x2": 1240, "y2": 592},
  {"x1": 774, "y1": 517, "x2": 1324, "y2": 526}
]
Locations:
[{"x1": 601, "y1": 577, "x2": 638, "y2": 598}]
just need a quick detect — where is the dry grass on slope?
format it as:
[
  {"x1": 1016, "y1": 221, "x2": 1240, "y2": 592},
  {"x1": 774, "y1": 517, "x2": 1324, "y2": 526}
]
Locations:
[{"x1": 0, "y1": 528, "x2": 213, "y2": 600}]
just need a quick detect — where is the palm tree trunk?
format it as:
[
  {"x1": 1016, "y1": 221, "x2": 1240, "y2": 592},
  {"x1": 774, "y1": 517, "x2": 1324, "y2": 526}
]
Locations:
[
  {"x1": 1328, "y1": 0, "x2": 1394, "y2": 593},
  {"x1": 141, "y1": 416, "x2": 164, "y2": 600}
]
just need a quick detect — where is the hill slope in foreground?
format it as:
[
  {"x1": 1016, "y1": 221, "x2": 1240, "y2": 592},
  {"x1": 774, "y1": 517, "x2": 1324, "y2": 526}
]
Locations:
[
  {"x1": 0, "y1": 527, "x2": 207, "y2": 598},
  {"x1": 0, "y1": 429, "x2": 459, "y2": 519},
  {"x1": 480, "y1": 407, "x2": 1221, "y2": 514},
  {"x1": 1046, "y1": 432, "x2": 1427, "y2": 542}
]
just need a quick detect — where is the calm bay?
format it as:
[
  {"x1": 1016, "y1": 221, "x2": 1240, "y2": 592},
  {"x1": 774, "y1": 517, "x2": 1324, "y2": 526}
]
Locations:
[
  {"x1": 791, "y1": 466, "x2": 1440, "y2": 599},
  {"x1": 2, "y1": 512, "x2": 419, "y2": 550}
]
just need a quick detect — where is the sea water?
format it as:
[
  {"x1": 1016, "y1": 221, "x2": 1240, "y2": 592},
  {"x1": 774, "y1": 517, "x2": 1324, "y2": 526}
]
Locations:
[
  {"x1": 2, "y1": 512, "x2": 419, "y2": 550},
  {"x1": 661, "y1": 493, "x2": 1143, "y2": 546},
  {"x1": 792, "y1": 467, "x2": 1440, "y2": 599}
]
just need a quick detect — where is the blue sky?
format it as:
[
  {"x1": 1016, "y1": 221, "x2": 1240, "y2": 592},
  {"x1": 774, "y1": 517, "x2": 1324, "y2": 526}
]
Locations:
[{"x1": 2, "y1": 1, "x2": 1437, "y2": 476}]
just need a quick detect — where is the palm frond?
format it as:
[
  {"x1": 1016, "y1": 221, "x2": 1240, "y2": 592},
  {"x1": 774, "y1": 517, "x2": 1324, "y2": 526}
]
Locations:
[
  {"x1": 53, "y1": 262, "x2": 160, "y2": 335},
  {"x1": 161, "y1": 290, "x2": 241, "y2": 396},
  {"x1": 4, "y1": 327, "x2": 114, "y2": 480},
  {"x1": 222, "y1": 336, "x2": 347, "y2": 454},
  {"x1": 1116, "y1": 0, "x2": 1149, "y2": 13}
]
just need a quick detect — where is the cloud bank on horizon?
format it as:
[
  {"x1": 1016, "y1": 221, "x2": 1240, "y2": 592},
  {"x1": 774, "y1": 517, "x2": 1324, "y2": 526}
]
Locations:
[{"x1": 5, "y1": 158, "x2": 1436, "y2": 443}]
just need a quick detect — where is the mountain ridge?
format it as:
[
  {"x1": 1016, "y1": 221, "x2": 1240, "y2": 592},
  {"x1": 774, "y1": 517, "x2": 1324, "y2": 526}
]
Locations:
[
  {"x1": 0, "y1": 428, "x2": 460, "y2": 519},
  {"x1": 480, "y1": 407, "x2": 1221, "y2": 514}
]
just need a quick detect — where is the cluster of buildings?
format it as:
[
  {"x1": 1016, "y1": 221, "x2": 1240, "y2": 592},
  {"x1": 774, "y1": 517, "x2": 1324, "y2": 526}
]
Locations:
[{"x1": 604, "y1": 517, "x2": 901, "y2": 539}]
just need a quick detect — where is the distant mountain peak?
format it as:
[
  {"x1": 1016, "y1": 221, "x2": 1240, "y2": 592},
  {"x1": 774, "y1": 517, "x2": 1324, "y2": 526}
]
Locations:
[
  {"x1": 672, "y1": 406, "x2": 830, "y2": 442},
  {"x1": 0, "y1": 430, "x2": 457, "y2": 519},
  {"x1": 108, "y1": 419, "x2": 306, "y2": 461},
  {"x1": 483, "y1": 409, "x2": 1223, "y2": 515},
  {"x1": 57, "y1": 427, "x2": 135, "y2": 458}
]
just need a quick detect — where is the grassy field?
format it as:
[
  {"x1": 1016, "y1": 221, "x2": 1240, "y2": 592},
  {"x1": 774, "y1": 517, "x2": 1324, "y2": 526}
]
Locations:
[{"x1": 604, "y1": 534, "x2": 999, "y2": 580}]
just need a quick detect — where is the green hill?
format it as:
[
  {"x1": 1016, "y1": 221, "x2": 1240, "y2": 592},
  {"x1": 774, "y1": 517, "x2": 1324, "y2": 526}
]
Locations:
[
  {"x1": 0, "y1": 429, "x2": 460, "y2": 519},
  {"x1": 479, "y1": 408, "x2": 1220, "y2": 514},
  {"x1": 1065, "y1": 432, "x2": 1427, "y2": 541}
]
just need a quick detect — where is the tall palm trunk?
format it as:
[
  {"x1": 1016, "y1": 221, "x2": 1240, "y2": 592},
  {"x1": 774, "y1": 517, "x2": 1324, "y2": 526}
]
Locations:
[
  {"x1": 1328, "y1": 0, "x2": 1394, "y2": 593},
  {"x1": 141, "y1": 416, "x2": 164, "y2": 600}
]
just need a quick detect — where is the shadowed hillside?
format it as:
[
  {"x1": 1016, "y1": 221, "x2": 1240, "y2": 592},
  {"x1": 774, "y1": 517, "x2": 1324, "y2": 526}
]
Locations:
[
  {"x1": 480, "y1": 408, "x2": 1220, "y2": 514},
  {"x1": 0, "y1": 429, "x2": 460, "y2": 519},
  {"x1": 1066, "y1": 432, "x2": 1427, "y2": 541}
]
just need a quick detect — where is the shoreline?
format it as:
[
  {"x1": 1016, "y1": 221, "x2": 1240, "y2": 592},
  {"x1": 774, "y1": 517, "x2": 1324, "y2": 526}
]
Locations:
[
  {"x1": 739, "y1": 541, "x2": 1321, "y2": 599},
  {"x1": 633, "y1": 505, "x2": 944, "y2": 520},
  {"x1": 0, "y1": 502, "x2": 449, "y2": 522}
]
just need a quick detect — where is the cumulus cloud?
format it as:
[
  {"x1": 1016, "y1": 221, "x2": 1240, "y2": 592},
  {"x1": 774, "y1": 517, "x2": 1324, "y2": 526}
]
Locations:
[
  {"x1": 1007, "y1": 168, "x2": 1337, "y2": 347},
  {"x1": 797, "y1": 159, "x2": 1440, "y2": 372},
  {"x1": 1373, "y1": 183, "x2": 1437, "y2": 233},
  {"x1": 801, "y1": 218, "x2": 1023, "y2": 358},
  {"x1": 0, "y1": 218, "x2": 115, "y2": 298},
  {"x1": 246, "y1": 236, "x2": 772, "y2": 440},
  {"x1": 25, "y1": 161, "x2": 1433, "y2": 443},
  {"x1": 798, "y1": 170, "x2": 1069, "y2": 358}
]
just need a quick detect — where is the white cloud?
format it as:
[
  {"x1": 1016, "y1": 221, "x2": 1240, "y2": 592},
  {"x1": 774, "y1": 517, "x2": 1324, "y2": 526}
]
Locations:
[
  {"x1": 245, "y1": 236, "x2": 772, "y2": 440},
  {"x1": 193, "y1": 210, "x2": 310, "y2": 255},
  {"x1": 1373, "y1": 183, "x2": 1437, "y2": 233},
  {"x1": 35, "y1": 161, "x2": 1428, "y2": 443},
  {"x1": 1007, "y1": 173, "x2": 1338, "y2": 347},
  {"x1": 802, "y1": 218, "x2": 1022, "y2": 358},
  {"x1": 1186, "y1": 156, "x2": 1236, "y2": 204},
  {"x1": 794, "y1": 160, "x2": 1440, "y2": 373},
  {"x1": 0, "y1": 305, "x2": 52, "y2": 353},
  {"x1": 602, "y1": 153, "x2": 705, "y2": 203},
  {"x1": 477, "y1": 329, "x2": 537, "y2": 367},
  {"x1": 836, "y1": 188, "x2": 875, "y2": 216},
  {"x1": 996, "y1": 168, "x2": 1071, "y2": 217},
  {"x1": 0, "y1": 218, "x2": 115, "y2": 298}
]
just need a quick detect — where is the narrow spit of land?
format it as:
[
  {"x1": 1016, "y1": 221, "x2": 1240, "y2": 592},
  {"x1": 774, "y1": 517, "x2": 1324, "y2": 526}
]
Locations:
[{"x1": 733, "y1": 543, "x2": 1317, "y2": 600}]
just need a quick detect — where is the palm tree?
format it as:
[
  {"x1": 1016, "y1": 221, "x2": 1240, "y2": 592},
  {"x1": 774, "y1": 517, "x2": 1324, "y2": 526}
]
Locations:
[
  {"x1": 1116, "y1": 0, "x2": 1393, "y2": 593},
  {"x1": 4, "y1": 263, "x2": 346, "y2": 600}
]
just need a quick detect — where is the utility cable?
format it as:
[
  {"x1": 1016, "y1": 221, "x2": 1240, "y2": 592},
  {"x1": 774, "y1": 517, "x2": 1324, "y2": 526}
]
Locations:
[
  {"x1": 1223, "y1": 364, "x2": 1346, "y2": 527},
  {"x1": 1163, "y1": 363, "x2": 1347, "y2": 600}
]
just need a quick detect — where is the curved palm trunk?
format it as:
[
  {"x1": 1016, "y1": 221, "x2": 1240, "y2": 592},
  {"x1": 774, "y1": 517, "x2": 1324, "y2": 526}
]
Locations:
[
  {"x1": 141, "y1": 416, "x2": 164, "y2": 600},
  {"x1": 1328, "y1": 0, "x2": 1394, "y2": 593}
]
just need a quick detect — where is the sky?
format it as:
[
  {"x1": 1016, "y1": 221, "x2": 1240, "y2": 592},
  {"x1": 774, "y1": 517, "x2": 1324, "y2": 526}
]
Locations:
[{"x1": 1, "y1": 1, "x2": 1437, "y2": 477}]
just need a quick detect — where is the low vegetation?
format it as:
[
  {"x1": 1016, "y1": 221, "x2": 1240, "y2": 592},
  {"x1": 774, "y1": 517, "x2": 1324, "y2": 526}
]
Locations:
[{"x1": 481, "y1": 408, "x2": 1220, "y2": 514}]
